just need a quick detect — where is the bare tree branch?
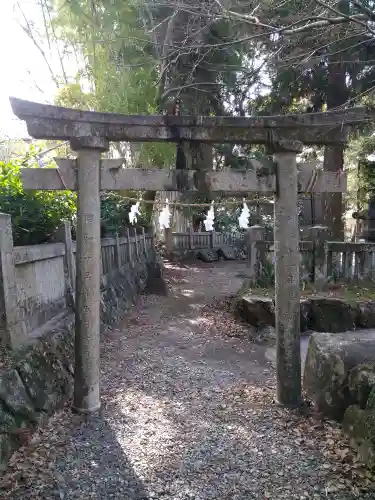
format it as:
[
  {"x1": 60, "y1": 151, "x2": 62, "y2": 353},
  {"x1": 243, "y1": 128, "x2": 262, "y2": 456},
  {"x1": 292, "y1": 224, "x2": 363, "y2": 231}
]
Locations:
[
  {"x1": 15, "y1": 1, "x2": 60, "y2": 88},
  {"x1": 314, "y1": 0, "x2": 375, "y2": 36}
]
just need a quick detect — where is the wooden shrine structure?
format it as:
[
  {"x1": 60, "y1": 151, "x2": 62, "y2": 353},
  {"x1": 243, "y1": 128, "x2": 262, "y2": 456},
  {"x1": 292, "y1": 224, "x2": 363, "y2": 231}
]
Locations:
[{"x1": 9, "y1": 97, "x2": 369, "y2": 412}]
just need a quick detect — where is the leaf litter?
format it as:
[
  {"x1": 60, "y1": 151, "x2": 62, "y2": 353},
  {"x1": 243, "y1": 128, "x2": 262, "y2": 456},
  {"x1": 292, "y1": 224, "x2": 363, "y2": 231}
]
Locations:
[{"x1": 1, "y1": 260, "x2": 375, "y2": 499}]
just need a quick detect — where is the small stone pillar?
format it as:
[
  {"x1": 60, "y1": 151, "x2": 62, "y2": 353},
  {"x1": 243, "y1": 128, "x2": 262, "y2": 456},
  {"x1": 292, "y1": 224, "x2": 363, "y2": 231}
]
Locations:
[
  {"x1": 273, "y1": 140, "x2": 302, "y2": 407},
  {"x1": 308, "y1": 225, "x2": 329, "y2": 282},
  {"x1": 210, "y1": 229, "x2": 215, "y2": 249},
  {"x1": 71, "y1": 136, "x2": 108, "y2": 415},
  {"x1": 188, "y1": 227, "x2": 194, "y2": 250},
  {"x1": 55, "y1": 220, "x2": 75, "y2": 293},
  {"x1": 0, "y1": 213, "x2": 27, "y2": 347},
  {"x1": 245, "y1": 225, "x2": 265, "y2": 284},
  {"x1": 165, "y1": 227, "x2": 173, "y2": 253}
]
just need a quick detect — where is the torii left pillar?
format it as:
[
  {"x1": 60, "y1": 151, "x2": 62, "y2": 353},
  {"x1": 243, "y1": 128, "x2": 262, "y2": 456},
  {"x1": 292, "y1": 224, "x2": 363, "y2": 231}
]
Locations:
[
  {"x1": 273, "y1": 140, "x2": 302, "y2": 407},
  {"x1": 71, "y1": 137, "x2": 109, "y2": 414}
]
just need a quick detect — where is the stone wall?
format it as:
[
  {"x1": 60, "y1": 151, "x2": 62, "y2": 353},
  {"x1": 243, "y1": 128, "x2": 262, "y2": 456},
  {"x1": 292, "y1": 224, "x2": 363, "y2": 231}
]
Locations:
[
  {"x1": 14, "y1": 243, "x2": 67, "y2": 332},
  {"x1": 0, "y1": 212, "x2": 155, "y2": 347},
  {"x1": 0, "y1": 249, "x2": 165, "y2": 472}
]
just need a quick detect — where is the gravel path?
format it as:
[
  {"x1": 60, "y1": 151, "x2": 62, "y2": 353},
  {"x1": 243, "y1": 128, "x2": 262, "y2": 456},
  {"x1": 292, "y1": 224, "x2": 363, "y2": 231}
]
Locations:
[{"x1": 1, "y1": 261, "x2": 375, "y2": 499}]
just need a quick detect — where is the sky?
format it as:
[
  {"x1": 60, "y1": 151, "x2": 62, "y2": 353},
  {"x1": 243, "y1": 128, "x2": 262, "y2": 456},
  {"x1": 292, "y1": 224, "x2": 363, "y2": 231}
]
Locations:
[{"x1": 0, "y1": 1, "x2": 76, "y2": 138}]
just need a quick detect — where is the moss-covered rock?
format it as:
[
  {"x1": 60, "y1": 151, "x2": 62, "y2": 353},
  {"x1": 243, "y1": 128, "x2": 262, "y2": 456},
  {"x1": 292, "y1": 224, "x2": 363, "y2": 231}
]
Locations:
[
  {"x1": 0, "y1": 404, "x2": 18, "y2": 433},
  {"x1": 217, "y1": 246, "x2": 237, "y2": 260},
  {"x1": 236, "y1": 296, "x2": 275, "y2": 328},
  {"x1": 0, "y1": 370, "x2": 37, "y2": 423},
  {"x1": 343, "y1": 405, "x2": 375, "y2": 465},
  {"x1": 366, "y1": 386, "x2": 375, "y2": 411},
  {"x1": 16, "y1": 338, "x2": 73, "y2": 414},
  {"x1": 234, "y1": 295, "x2": 362, "y2": 339},
  {"x1": 348, "y1": 362, "x2": 375, "y2": 408},
  {"x1": 0, "y1": 434, "x2": 20, "y2": 472},
  {"x1": 357, "y1": 301, "x2": 375, "y2": 328},
  {"x1": 196, "y1": 249, "x2": 218, "y2": 262},
  {"x1": 303, "y1": 331, "x2": 375, "y2": 420},
  {"x1": 145, "y1": 260, "x2": 168, "y2": 296},
  {"x1": 307, "y1": 298, "x2": 358, "y2": 333},
  {"x1": 234, "y1": 288, "x2": 375, "y2": 336}
]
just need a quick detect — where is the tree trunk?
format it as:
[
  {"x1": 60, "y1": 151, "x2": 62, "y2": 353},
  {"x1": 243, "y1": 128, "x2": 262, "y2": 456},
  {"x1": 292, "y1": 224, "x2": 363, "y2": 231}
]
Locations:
[
  {"x1": 323, "y1": 142, "x2": 345, "y2": 239},
  {"x1": 322, "y1": 0, "x2": 349, "y2": 240}
]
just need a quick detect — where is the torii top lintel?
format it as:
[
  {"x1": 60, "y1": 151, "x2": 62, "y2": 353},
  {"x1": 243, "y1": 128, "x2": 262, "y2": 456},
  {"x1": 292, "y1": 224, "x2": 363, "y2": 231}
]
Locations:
[{"x1": 9, "y1": 97, "x2": 371, "y2": 146}]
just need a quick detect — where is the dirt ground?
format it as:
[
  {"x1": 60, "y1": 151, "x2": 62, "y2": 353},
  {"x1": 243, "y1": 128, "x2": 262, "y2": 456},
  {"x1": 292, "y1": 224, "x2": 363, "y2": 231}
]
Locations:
[{"x1": 1, "y1": 260, "x2": 375, "y2": 499}]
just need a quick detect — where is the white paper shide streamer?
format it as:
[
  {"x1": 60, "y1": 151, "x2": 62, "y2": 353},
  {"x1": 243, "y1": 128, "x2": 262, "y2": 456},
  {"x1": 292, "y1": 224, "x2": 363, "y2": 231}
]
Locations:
[
  {"x1": 159, "y1": 199, "x2": 171, "y2": 229},
  {"x1": 204, "y1": 201, "x2": 215, "y2": 231},
  {"x1": 238, "y1": 199, "x2": 250, "y2": 229},
  {"x1": 129, "y1": 201, "x2": 141, "y2": 225}
]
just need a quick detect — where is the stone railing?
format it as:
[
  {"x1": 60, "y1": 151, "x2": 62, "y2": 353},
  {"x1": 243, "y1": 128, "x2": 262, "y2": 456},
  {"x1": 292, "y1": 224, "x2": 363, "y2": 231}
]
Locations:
[{"x1": 246, "y1": 225, "x2": 375, "y2": 285}]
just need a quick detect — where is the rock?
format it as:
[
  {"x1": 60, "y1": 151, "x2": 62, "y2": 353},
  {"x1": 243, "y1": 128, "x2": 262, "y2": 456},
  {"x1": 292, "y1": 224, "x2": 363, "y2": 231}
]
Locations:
[
  {"x1": 239, "y1": 251, "x2": 247, "y2": 260},
  {"x1": 145, "y1": 261, "x2": 168, "y2": 296},
  {"x1": 236, "y1": 295, "x2": 311, "y2": 333},
  {"x1": 307, "y1": 298, "x2": 358, "y2": 333},
  {"x1": 217, "y1": 246, "x2": 237, "y2": 260},
  {"x1": 16, "y1": 340, "x2": 73, "y2": 414},
  {"x1": 236, "y1": 296, "x2": 275, "y2": 328},
  {"x1": 342, "y1": 405, "x2": 375, "y2": 465},
  {"x1": 257, "y1": 325, "x2": 276, "y2": 343},
  {"x1": 300, "y1": 299, "x2": 311, "y2": 332},
  {"x1": 47, "y1": 321, "x2": 75, "y2": 376},
  {"x1": 0, "y1": 433, "x2": 19, "y2": 472},
  {"x1": 348, "y1": 362, "x2": 375, "y2": 408},
  {"x1": 196, "y1": 249, "x2": 218, "y2": 263},
  {"x1": 357, "y1": 301, "x2": 375, "y2": 328},
  {"x1": 235, "y1": 291, "x2": 375, "y2": 334},
  {"x1": 304, "y1": 330, "x2": 375, "y2": 420},
  {"x1": 0, "y1": 370, "x2": 37, "y2": 424},
  {"x1": 0, "y1": 403, "x2": 18, "y2": 433},
  {"x1": 100, "y1": 259, "x2": 157, "y2": 326},
  {"x1": 169, "y1": 249, "x2": 195, "y2": 262}
]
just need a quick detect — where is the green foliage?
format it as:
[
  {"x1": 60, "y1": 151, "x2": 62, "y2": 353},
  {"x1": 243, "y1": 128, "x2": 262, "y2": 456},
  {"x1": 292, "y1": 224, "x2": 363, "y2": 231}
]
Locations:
[
  {"x1": 0, "y1": 148, "x2": 152, "y2": 244},
  {"x1": 0, "y1": 150, "x2": 76, "y2": 246},
  {"x1": 55, "y1": 83, "x2": 96, "y2": 110},
  {"x1": 49, "y1": 0, "x2": 175, "y2": 168},
  {"x1": 100, "y1": 192, "x2": 149, "y2": 235}
]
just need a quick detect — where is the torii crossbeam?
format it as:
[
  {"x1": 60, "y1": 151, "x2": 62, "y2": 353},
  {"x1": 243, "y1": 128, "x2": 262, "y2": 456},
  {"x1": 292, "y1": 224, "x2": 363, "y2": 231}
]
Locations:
[{"x1": 10, "y1": 97, "x2": 364, "y2": 413}]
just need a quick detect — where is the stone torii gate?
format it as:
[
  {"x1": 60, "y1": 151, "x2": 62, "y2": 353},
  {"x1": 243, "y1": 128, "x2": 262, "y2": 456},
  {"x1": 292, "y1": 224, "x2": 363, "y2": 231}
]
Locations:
[{"x1": 10, "y1": 97, "x2": 363, "y2": 413}]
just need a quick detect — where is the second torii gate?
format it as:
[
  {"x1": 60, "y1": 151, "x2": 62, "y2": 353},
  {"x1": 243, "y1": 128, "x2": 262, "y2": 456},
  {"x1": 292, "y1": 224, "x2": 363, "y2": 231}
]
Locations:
[{"x1": 10, "y1": 97, "x2": 362, "y2": 413}]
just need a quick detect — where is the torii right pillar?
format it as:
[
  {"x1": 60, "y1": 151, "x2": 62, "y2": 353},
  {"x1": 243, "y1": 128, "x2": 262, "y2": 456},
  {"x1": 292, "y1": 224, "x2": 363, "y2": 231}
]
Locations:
[{"x1": 273, "y1": 140, "x2": 302, "y2": 407}]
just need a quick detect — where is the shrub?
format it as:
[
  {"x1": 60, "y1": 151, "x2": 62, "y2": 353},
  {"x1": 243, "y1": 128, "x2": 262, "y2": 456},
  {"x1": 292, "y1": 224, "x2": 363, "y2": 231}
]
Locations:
[{"x1": 0, "y1": 153, "x2": 76, "y2": 246}]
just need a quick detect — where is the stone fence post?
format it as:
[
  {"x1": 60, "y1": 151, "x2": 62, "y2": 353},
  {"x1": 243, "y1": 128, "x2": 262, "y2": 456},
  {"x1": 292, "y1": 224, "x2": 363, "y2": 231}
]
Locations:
[
  {"x1": 210, "y1": 229, "x2": 215, "y2": 249},
  {"x1": 308, "y1": 225, "x2": 329, "y2": 282},
  {"x1": 134, "y1": 228, "x2": 139, "y2": 261},
  {"x1": 245, "y1": 225, "x2": 265, "y2": 284},
  {"x1": 55, "y1": 221, "x2": 75, "y2": 293},
  {"x1": 164, "y1": 227, "x2": 173, "y2": 254},
  {"x1": 0, "y1": 213, "x2": 27, "y2": 347},
  {"x1": 188, "y1": 227, "x2": 194, "y2": 250}
]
